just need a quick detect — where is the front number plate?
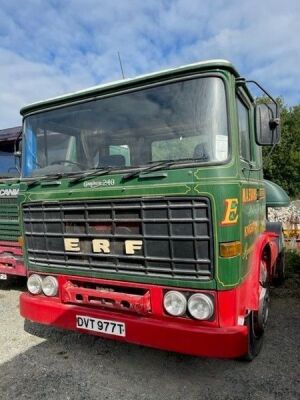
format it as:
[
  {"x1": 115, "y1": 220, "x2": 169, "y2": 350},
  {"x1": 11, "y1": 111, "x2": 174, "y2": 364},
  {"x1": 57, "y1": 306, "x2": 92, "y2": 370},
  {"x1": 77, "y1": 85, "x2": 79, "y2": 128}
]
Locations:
[
  {"x1": 76, "y1": 315, "x2": 126, "y2": 337},
  {"x1": 0, "y1": 274, "x2": 7, "y2": 280}
]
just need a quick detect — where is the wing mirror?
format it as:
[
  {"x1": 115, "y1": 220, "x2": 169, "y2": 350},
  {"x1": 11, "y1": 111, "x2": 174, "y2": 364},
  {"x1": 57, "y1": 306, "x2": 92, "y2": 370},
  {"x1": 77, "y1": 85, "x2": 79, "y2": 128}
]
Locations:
[
  {"x1": 14, "y1": 138, "x2": 22, "y2": 157},
  {"x1": 236, "y1": 78, "x2": 281, "y2": 146},
  {"x1": 255, "y1": 103, "x2": 281, "y2": 146}
]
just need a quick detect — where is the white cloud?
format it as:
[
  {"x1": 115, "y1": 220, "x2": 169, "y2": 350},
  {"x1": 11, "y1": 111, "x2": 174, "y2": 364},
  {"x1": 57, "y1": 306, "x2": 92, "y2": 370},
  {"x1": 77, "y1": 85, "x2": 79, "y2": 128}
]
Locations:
[
  {"x1": 0, "y1": 48, "x2": 94, "y2": 127},
  {"x1": 0, "y1": 0, "x2": 299, "y2": 128}
]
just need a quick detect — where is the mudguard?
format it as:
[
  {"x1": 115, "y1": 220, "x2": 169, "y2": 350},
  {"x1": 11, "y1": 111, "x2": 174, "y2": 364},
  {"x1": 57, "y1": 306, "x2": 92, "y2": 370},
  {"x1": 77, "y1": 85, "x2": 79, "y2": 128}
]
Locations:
[{"x1": 266, "y1": 221, "x2": 284, "y2": 253}]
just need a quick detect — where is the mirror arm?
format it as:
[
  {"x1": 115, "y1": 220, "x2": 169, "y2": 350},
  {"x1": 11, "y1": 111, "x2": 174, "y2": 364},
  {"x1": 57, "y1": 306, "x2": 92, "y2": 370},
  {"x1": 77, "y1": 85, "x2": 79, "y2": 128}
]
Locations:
[
  {"x1": 14, "y1": 129, "x2": 23, "y2": 155},
  {"x1": 13, "y1": 130, "x2": 23, "y2": 173},
  {"x1": 236, "y1": 78, "x2": 279, "y2": 116},
  {"x1": 263, "y1": 143, "x2": 276, "y2": 168}
]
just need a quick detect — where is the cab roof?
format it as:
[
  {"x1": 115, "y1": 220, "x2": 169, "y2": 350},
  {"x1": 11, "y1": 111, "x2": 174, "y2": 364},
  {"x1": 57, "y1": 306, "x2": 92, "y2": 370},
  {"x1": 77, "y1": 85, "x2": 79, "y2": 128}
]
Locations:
[
  {"x1": 0, "y1": 126, "x2": 22, "y2": 143},
  {"x1": 20, "y1": 59, "x2": 240, "y2": 116}
]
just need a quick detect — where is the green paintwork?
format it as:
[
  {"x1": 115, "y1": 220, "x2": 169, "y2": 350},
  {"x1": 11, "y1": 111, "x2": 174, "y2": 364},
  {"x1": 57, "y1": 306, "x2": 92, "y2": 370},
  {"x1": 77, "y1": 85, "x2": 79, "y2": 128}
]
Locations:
[
  {"x1": 264, "y1": 179, "x2": 290, "y2": 207},
  {"x1": 20, "y1": 60, "x2": 239, "y2": 116},
  {"x1": 20, "y1": 59, "x2": 280, "y2": 291},
  {"x1": 0, "y1": 181, "x2": 21, "y2": 242}
]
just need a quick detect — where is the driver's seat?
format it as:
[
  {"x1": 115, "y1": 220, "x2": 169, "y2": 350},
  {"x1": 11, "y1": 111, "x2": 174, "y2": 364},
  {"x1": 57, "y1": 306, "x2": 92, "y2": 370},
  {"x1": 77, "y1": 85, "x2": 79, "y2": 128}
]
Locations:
[{"x1": 98, "y1": 154, "x2": 126, "y2": 167}]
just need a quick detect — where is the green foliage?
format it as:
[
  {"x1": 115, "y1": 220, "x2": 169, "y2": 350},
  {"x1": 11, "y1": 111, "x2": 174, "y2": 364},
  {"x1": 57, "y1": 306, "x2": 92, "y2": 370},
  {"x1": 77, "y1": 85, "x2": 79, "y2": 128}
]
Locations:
[
  {"x1": 262, "y1": 99, "x2": 300, "y2": 198},
  {"x1": 285, "y1": 249, "x2": 300, "y2": 277}
]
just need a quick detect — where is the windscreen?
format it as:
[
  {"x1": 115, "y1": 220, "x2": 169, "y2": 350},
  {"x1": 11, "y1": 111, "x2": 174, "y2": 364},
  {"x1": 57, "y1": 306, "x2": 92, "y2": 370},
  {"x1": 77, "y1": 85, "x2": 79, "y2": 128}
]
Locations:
[{"x1": 22, "y1": 76, "x2": 228, "y2": 177}]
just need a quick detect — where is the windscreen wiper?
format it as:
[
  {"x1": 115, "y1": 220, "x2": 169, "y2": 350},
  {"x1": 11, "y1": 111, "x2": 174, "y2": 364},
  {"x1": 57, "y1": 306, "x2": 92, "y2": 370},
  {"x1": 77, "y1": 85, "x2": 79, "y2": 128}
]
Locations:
[
  {"x1": 122, "y1": 158, "x2": 200, "y2": 182},
  {"x1": 27, "y1": 171, "x2": 81, "y2": 187},
  {"x1": 27, "y1": 173, "x2": 65, "y2": 187},
  {"x1": 71, "y1": 157, "x2": 207, "y2": 185},
  {"x1": 0, "y1": 174, "x2": 15, "y2": 179},
  {"x1": 69, "y1": 167, "x2": 114, "y2": 184}
]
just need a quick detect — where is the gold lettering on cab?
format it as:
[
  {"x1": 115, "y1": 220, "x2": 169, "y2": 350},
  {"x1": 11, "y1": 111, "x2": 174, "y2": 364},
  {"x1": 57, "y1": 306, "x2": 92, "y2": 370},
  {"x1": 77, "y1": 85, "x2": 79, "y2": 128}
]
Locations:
[
  {"x1": 64, "y1": 238, "x2": 143, "y2": 255},
  {"x1": 64, "y1": 238, "x2": 80, "y2": 252},
  {"x1": 92, "y1": 239, "x2": 110, "y2": 253},
  {"x1": 242, "y1": 188, "x2": 258, "y2": 203},
  {"x1": 244, "y1": 221, "x2": 259, "y2": 237},
  {"x1": 125, "y1": 240, "x2": 143, "y2": 254},
  {"x1": 220, "y1": 198, "x2": 239, "y2": 225}
]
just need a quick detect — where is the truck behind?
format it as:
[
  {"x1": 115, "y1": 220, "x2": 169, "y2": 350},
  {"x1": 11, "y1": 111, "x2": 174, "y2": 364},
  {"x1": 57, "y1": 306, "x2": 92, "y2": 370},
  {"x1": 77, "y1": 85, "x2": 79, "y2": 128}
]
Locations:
[{"x1": 0, "y1": 126, "x2": 25, "y2": 281}]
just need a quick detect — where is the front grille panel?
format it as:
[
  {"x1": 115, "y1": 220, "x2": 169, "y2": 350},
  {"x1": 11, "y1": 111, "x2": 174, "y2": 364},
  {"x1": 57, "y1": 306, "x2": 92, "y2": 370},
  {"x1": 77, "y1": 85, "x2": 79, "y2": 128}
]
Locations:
[
  {"x1": 0, "y1": 197, "x2": 20, "y2": 241},
  {"x1": 23, "y1": 197, "x2": 214, "y2": 280}
]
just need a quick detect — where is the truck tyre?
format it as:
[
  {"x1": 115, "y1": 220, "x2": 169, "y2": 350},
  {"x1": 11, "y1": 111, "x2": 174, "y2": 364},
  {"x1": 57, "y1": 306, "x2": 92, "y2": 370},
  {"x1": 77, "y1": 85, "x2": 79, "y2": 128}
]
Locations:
[
  {"x1": 242, "y1": 311, "x2": 264, "y2": 361},
  {"x1": 0, "y1": 275, "x2": 13, "y2": 288},
  {"x1": 273, "y1": 250, "x2": 285, "y2": 286},
  {"x1": 0, "y1": 275, "x2": 26, "y2": 289},
  {"x1": 241, "y1": 260, "x2": 269, "y2": 361}
]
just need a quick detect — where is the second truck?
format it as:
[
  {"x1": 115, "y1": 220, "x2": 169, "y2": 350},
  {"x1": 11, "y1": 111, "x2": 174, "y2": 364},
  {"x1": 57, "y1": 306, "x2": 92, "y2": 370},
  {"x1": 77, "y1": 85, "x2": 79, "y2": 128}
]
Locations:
[{"x1": 0, "y1": 126, "x2": 25, "y2": 281}]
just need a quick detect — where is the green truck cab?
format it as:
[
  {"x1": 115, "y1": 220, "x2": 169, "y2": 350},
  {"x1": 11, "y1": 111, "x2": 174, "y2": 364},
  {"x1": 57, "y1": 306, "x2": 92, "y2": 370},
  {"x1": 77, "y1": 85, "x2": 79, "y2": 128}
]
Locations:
[
  {"x1": 0, "y1": 126, "x2": 26, "y2": 280},
  {"x1": 19, "y1": 60, "x2": 287, "y2": 359}
]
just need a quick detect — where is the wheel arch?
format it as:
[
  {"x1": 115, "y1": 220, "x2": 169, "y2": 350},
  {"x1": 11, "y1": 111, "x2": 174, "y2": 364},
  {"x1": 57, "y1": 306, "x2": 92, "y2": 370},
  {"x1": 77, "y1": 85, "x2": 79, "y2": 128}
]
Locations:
[{"x1": 242, "y1": 231, "x2": 279, "y2": 311}]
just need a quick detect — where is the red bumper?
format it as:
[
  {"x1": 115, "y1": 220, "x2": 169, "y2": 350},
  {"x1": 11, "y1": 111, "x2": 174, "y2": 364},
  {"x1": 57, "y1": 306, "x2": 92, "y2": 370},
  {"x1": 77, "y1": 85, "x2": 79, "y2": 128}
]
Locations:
[
  {"x1": 20, "y1": 292, "x2": 248, "y2": 358},
  {"x1": 0, "y1": 241, "x2": 26, "y2": 277}
]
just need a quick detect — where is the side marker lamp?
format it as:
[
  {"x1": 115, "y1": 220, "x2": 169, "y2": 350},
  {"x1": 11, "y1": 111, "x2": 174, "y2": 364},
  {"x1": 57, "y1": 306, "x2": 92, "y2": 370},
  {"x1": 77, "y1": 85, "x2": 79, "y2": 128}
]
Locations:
[
  {"x1": 18, "y1": 236, "x2": 24, "y2": 247},
  {"x1": 220, "y1": 241, "x2": 241, "y2": 258}
]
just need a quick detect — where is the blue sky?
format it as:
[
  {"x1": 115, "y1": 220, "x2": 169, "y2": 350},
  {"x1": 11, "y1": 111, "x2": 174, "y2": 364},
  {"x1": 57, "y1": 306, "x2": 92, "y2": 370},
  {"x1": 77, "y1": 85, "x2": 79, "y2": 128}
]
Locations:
[{"x1": 0, "y1": 0, "x2": 299, "y2": 129}]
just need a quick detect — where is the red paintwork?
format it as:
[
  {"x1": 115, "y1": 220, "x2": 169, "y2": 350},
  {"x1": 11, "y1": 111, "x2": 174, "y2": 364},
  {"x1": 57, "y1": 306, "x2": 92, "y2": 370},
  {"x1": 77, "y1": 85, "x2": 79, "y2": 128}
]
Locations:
[
  {"x1": 20, "y1": 273, "x2": 249, "y2": 358},
  {"x1": 62, "y1": 279, "x2": 151, "y2": 315},
  {"x1": 20, "y1": 292, "x2": 248, "y2": 358},
  {"x1": 0, "y1": 241, "x2": 26, "y2": 277},
  {"x1": 240, "y1": 231, "x2": 279, "y2": 312},
  {"x1": 55, "y1": 274, "x2": 219, "y2": 328},
  {"x1": 218, "y1": 231, "x2": 279, "y2": 327},
  {"x1": 19, "y1": 231, "x2": 280, "y2": 358}
]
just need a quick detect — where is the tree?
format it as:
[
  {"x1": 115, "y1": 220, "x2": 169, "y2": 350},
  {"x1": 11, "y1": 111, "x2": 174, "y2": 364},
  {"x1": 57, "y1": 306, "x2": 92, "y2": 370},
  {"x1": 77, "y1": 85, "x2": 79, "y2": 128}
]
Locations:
[{"x1": 262, "y1": 100, "x2": 300, "y2": 199}]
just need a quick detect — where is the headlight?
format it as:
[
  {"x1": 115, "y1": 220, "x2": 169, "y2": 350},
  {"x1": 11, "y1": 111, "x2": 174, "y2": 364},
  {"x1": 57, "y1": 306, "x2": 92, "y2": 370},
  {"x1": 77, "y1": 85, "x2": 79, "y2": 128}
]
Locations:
[
  {"x1": 188, "y1": 293, "x2": 214, "y2": 320},
  {"x1": 163, "y1": 291, "x2": 187, "y2": 317},
  {"x1": 42, "y1": 276, "x2": 58, "y2": 297},
  {"x1": 27, "y1": 274, "x2": 43, "y2": 295}
]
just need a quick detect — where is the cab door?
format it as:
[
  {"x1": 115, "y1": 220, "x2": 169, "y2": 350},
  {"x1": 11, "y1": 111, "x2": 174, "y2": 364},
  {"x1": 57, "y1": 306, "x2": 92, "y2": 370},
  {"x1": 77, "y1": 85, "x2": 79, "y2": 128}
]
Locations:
[{"x1": 236, "y1": 92, "x2": 264, "y2": 278}]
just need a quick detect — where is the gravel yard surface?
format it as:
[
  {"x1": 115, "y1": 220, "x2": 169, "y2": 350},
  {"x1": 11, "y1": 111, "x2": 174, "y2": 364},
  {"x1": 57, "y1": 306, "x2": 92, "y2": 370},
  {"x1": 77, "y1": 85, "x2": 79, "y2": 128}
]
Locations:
[{"x1": 0, "y1": 280, "x2": 299, "y2": 400}]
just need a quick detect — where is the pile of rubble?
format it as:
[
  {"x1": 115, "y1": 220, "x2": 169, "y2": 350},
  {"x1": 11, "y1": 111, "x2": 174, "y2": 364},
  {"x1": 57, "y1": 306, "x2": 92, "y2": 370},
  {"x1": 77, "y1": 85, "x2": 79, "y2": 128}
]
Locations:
[
  {"x1": 268, "y1": 201, "x2": 300, "y2": 248},
  {"x1": 268, "y1": 201, "x2": 300, "y2": 229}
]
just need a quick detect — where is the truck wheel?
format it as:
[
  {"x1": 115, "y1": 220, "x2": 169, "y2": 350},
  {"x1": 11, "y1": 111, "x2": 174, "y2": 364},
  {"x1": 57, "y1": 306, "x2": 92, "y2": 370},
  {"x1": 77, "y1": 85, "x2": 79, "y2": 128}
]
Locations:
[
  {"x1": 241, "y1": 260, "x2": 269, "y2": 361},
  {"x1": 0, "y1": 275, "x2": 13, "y2": 288},
  {"x1": 0, "y1": 275, "x2": 26, "y2": 289},
  {"x1": 242, "y1": 311, "x2": 264, "y2": 361},
  {"x1": 273, "y1": 250, "x2": 285, "y2": 286}
]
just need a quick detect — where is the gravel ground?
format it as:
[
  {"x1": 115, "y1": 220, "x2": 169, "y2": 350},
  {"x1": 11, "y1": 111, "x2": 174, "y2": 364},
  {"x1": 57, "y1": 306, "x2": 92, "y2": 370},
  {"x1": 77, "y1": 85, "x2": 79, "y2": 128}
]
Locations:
[{"x1": 0, "y1": 280, "x2": 299, "y2": 400}]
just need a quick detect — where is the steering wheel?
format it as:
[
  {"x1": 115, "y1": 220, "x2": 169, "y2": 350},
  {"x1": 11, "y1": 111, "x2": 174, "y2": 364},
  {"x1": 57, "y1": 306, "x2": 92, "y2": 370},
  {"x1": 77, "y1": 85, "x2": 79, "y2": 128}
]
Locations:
[
  {"x1": 8, "y1": 167, "x2": 19, "y2": 173},
  {"x1": 50, "y1": 160, "x2": 85, "y2": 168}
]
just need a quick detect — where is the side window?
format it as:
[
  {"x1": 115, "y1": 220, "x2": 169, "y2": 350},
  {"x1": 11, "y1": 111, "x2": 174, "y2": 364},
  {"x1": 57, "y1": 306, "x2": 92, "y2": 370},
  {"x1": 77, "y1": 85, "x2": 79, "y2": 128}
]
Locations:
[{"x1": 237, "y1": 97, "x2": 251, "y2": 161}]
